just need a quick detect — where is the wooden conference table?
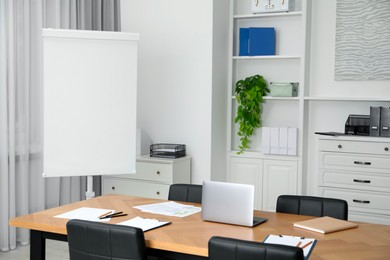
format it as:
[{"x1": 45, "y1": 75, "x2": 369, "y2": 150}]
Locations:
[{"x1": 9, "y1": 194, "x2": 390, "y2": 260}]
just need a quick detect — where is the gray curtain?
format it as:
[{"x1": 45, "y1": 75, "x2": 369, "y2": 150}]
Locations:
[{"x1": 0, "y1": 0, "x2": 120, "y2": 252}]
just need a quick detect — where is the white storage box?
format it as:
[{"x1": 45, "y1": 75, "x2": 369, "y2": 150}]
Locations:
[{"x1": 252, "y1": 0, "x2": 296, "y2": 14}]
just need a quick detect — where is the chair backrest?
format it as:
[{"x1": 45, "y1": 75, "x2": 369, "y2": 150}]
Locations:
[
  {"x1": 168, "y1": 183, "x2": 202, "y2": 203},
  {"x1": 66, "y1": 219, "x2": 147, "y2": 260},
  {"x1": 209, "y1": 236, "x2": 304, "y2": 260},
  {"x1": 276, "y1": 195, "x2": 348, "y2": 220}
]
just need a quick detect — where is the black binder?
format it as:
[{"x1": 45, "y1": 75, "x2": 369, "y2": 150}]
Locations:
[
  {"x1": 381, "y1": 107, "x2": 390, "y2": 137},
  {"x1": 370, "y1": 106, "x2": 381, "y2": 136}
]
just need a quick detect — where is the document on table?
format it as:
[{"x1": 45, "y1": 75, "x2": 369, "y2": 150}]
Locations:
[
  {"x1": 133, "y1": 201, "x2": 201, "y2": 217},
  {"x1": 118, "y1": 216, "x2": 171, "y2": 232},
  {"x1": 264, "y1": 234, "x2": 316, "y2": 260},
  {"x1": 54, "y1": 207, "x2": 113, "y2": 222}
]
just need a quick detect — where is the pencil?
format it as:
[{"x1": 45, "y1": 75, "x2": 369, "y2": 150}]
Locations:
[
  {"x1": 98, "y1": 211, "x2": 113, "y2": 218},
  {"x1": 301, "y1": 240, "x2": 313, "y2": 249},
  {"x1": 295, "y1": 241, "x2": 302, "y2": 247}
]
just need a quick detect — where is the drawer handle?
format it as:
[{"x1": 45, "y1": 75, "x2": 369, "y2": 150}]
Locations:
[
  {"x1": 156, "y1": 171, "x2": 160, "y2": 175},
  {"x1": 156, "y1": 191, "x2": 160, "y2": 195},
  {"x1": 338, "y1": 144, "x2": 342, "y2": 149},
  {"x1": 385, "y1": 147, "x2": 389, "y2": 152},
  {"x1": 354, "y1": 161, "x2": 371, "y2": 165},
  {"x1": 111, "y1": 186, "x2": 115, "y2": 190},
  {"x1": 353, "y1": 199, "x2": 370, "y2": 204},
  {"x1": 353, "y1": 179, "x2": 371, "y2": 184}
]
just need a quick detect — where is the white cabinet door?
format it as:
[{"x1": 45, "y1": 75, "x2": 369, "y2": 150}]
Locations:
[
  {"x1": 263, "y1": 160, "x2": 298, "y2": 212},
  {"x1": 228, "y1": 157, "x2": 263, "y2": 210}
]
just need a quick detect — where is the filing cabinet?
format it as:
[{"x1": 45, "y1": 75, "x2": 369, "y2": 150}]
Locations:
[
  {"x1": 318, "y1": 136, "x2": 390, "y2": 225},
  {"x1": 102, "y1": 155, "x2": 191, "y2": 199}
]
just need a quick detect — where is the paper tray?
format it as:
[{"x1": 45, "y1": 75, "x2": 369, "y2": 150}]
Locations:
[{"x1": 150, "y1": 143, "x2": 186, "y2": 158}]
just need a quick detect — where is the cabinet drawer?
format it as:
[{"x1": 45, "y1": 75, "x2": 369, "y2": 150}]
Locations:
[
  {"x1": 102, "y1": 178, "x2": 169, "y2": 199},
  {"x1": 348, "y1": 211, "x2": 390, "y2": 225},
  {"x1": 135, "y1": 162, "x2": 172, "y2": 182},
  {"x1": 113, "y1": 162, "x2": 173, "y2": 183},
  {"x1": 319, "y1": 170, "x2": 390, "y2": 193},
  {"x1": 319, "y1": 139, "x2": 390, "y2": 155},
  {"x1": 319, "y1": 152, "x2": 390, "y2": 172},
  {"x1": 319, "y1": 187, "x2": 390, "y2": 215}
]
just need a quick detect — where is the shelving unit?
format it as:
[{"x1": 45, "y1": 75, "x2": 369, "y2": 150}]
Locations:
[
  {"x1": 227, "y1": 0, "x2": 311, "y2": 211},
  {"x1": 226, "y1": 0, "x2": 390, "y2": 221}
]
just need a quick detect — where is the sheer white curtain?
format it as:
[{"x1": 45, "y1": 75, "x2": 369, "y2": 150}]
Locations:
[{"x1": 0, "y1": 0, "x2": 120, "y2": 252}]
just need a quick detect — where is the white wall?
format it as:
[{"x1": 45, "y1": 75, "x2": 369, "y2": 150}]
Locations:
[
  {"x1": 305, "y1": 0, "x2": 390, "y2": 195},
  {"x1": 121, "y1": 0, "x2": 228, "y2": 183}
]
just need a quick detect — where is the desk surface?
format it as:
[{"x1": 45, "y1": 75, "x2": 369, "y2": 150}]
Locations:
[{"x1": 9, "y1": 194, "x2": 390, "y2": 259}]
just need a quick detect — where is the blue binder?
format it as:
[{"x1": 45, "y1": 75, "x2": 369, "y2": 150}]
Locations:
[
  {"x1": 248, "y1": 27, "x2": 275, "y2": 56},
  {"x1": 239, "y1": 28, "x2": 250, "y2": 56}
]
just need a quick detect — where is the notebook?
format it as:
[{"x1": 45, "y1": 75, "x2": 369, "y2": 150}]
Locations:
[
  {"x1": 201, "y1": 181, "x2": 267, "y2": 227},
  {"x1": 294, "y1": 216, "x2": 358, "y2": 234}
]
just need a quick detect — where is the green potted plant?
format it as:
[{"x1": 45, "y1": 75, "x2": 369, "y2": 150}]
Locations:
[{"x1": 235, "y1": 74, "x2": 269, "y2": 154}]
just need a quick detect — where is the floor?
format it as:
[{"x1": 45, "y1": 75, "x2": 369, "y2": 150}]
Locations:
[{"x1": 0, "y1": 240, "x2": 69, "y2": 260}]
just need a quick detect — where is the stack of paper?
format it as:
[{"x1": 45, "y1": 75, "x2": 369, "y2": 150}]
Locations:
[
  {"x1": 54, "y1": 207, "x2": 113, "y2": 222},
  {"x1": 133, "y1": 201, "x2": 201, "y2": 217}
]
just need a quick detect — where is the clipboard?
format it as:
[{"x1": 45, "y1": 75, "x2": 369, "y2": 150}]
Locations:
[
  {"x1": 118, "y1": 216, "x2": 171, "y2": 232},
  {"x1": 263, "y1": 234, "x2": 316, "y2": 260}
]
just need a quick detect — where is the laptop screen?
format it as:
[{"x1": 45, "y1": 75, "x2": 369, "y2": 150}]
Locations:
[{"x1": 201, "y1": 181, "x2": 256, "y2": 227}]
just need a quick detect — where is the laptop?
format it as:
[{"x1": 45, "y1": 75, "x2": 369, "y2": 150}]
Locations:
[{"x1": 201, "y1": 181, "x2": 267, "y2": 227}]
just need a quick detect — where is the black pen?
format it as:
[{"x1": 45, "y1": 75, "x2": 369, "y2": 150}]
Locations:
[
  {"x1": 100, "y1": 213, "x2": 127, "y2": 219},
  {"x1": 99, "y1": 211, "x2": 124, "y2": 219}
]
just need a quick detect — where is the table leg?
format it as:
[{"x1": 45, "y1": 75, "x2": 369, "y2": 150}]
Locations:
[
  {"x1": 30, "y1": 230, "x2": 68, "y2": 260},
  {"x1": 30, "y1": 230, "x2": 45, "y2": 260}
]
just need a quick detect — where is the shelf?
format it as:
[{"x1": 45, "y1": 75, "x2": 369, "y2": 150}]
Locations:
[
  {"x1": 304, "y1": 97, "x2": 390, "y2": 102},
  {"x1": 233, "y1": 55, "x2": 300, "y2": 60},
  {"x1": 232, "y1": 96, "x2": 299, "y2": 101},
  {"x1": 264, "y1": 96, "x2": 299, "y2": 101},
  {"x1": 234, "y1": 11, "x2": 302, "y2": 19},
  {"x1": 229, "y1": 150, "x2": 300, "y2": 161}
]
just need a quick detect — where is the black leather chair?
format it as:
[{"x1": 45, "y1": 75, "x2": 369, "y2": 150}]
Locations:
[
  {"x1": 67, "y1": 219, "x2": 149, "y2": 260},
  {"x1": 276, "y1": 195, "x2": 348, "y2": 220},
  {"x1": 209, "y1": 236, "x2": 304, "y2": 260},
  {"x1": 168, "y1": 184, "x2": 202, "y2": 203}
]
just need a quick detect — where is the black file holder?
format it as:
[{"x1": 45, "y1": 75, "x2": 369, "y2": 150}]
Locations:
[{"x1": 381, "y1": 107, "x2": 390, "y2": 137}]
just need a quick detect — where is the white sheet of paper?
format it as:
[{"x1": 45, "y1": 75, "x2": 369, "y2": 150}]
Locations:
[
  {"x1": 118, "y1": 216, "x2": 170, "y2": 231},
  {"x1": 133, "y1": 201, "x2": 201, "y2": 217},
  {"x1": 264, "y1": 234, "x2": 315, "y2": 257},
  {"x1": 54, "y1": 207, "x2": 113, "y2": 222}
]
